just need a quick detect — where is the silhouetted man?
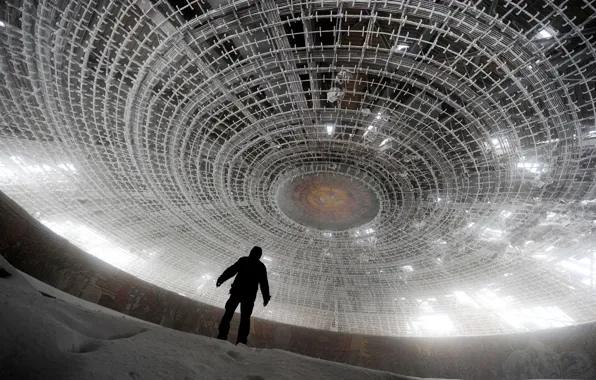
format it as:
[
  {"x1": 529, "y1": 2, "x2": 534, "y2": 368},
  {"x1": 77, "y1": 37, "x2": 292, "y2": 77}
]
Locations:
[{"x1": 216, "y1": 246, "x2": 271, "y2": 345}]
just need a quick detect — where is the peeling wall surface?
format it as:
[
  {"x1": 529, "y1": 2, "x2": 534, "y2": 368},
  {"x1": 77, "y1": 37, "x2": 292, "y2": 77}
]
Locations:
[{"x1": 1, "y1": 189, "x2": 596, "y2": 379}]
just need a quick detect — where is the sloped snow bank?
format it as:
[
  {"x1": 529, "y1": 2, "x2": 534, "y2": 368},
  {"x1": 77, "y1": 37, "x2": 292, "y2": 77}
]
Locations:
[{"x1": 0, "y1": 256, "x2": 445, "y2": 380}]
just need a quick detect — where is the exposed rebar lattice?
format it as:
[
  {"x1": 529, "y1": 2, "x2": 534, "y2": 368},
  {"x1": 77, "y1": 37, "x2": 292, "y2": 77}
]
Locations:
[{"x1": 1, "y1": 0, "x2": 596, "y2": 336}]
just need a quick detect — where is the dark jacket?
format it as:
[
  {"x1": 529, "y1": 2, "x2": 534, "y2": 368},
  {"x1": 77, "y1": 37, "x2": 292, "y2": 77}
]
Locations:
[{"x1": 218, "y1": 253, "x2": 270, "y2": 301}]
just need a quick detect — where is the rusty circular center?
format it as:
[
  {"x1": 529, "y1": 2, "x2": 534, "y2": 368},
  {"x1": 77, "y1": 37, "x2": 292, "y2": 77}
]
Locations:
[{"x1": 276, "y1": 173, "x2": 380, "y2": 231}]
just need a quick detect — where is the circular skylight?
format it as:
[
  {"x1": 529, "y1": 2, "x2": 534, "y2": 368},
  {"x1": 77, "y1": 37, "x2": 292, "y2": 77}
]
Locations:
[{"x1": 0, "y1": 0, "x2": 595, "y2": 336}]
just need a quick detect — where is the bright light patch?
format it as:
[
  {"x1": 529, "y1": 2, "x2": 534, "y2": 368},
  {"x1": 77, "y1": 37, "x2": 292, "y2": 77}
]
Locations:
[
  {"x1": 395, "y1": 44, "x2": 408, "y2": 51},
  {"x1": 413, "y1": 315, "x2": 454, "y2": 334},
  {"x1": 40, "y1": 219, "x2": 134, "y2": 268},
  {"x1": 4, "y1": 156, "x2": 77, "y2": 176},
  {"x1": 326, "y1": 125, "x2": 334, "y2": 135},
  {"x1": 0, "y1": 166, "x2": 14, "y2": 177},
  {"x1": 517, "y1": 161, "x2": 542, "y2": 173},
  {"x1": 402, "y1": 265, "x2": 413, "y2": 272},
  {"x1": 499, "y1": 306, "x2": 573, "y2": 330},
  {"x1": 480, "y1": 227, "x2": 504, "y2": 241},
  {"x1": 489, "y1": 136, "x2": 510, "y2": 151},
  {"x1": 419, "y1": 301, "x2": 433, "y2": 312},
  {"x1": 58, "y1": 163, "x2": 77, "y2": 172},
  {"x1": 534, "y1": 28, "x2": 555, "y2": 40},
  {"x1": 10, "y1": 156, "x2": 24, "y2": 165},
  {"x1": 559, "y1": 259, "x2": 590, "y2": 276},
  {"x1": 475, "y1": 289, "x2": 513, "y2": 309},
  {"x1": 454, "y1": 291, "x2": 480, "y2": 308},
  {"x1": 500, "y1": 210, "x2": 513, "y2": 219}
]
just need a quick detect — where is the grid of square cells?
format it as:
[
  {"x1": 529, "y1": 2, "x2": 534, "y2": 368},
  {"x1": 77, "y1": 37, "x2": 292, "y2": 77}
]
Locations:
[{"x1": 1, "y1": 0, "x2": 596, "y2": 336}]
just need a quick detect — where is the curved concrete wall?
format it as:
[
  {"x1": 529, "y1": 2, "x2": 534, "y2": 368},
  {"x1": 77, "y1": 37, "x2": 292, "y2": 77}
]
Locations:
[{"x1": 1, "y1": 189, "x2": 595, "y2": 379}]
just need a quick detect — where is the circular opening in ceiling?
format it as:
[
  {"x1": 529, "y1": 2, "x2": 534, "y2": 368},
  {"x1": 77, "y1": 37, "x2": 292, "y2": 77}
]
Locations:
[{"x1": 276, "y1": 172, "x2": 380, "y2": 231}]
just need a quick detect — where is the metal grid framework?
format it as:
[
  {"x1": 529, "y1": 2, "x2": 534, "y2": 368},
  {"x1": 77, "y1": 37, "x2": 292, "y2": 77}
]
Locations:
[{"x1": 1, "y1": 0, "x2": 596, "y2": 336}]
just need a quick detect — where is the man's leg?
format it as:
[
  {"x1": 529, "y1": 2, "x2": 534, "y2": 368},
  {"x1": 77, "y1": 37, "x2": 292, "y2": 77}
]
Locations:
[
  {"x1": 236, "y1": 298, "x2": 255, "y2": 345},
  {"x1": 217, "y1": 294, "x2": 240, "y2": 340}
]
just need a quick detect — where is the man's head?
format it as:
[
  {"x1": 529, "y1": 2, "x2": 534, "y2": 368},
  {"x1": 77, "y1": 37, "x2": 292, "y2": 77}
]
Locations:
[{"x1": 249, "y1": 246, "x2": 262, "y2": 260}]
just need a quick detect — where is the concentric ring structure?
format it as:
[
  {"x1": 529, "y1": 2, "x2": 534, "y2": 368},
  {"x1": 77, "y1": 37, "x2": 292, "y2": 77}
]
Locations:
[{"x1": 1, "y1": 0, "x2": 596, "y2": 337}]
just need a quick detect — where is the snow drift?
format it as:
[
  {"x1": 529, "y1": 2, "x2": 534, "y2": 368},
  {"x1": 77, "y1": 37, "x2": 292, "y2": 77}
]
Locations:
[{"x1": 0, "y1": 256, "x2": 440, "y2": 380}]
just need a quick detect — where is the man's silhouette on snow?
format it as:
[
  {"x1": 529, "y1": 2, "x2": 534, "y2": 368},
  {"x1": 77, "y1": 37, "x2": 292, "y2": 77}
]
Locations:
[{"x1": 216, "y1": 246, "x2": 271, "y2": 345}]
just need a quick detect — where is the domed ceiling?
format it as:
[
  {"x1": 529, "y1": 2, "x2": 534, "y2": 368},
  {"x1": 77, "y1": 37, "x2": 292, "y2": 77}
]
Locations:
[{"x1": 1, "y1": 0, "x2": 596, "y2": 336}]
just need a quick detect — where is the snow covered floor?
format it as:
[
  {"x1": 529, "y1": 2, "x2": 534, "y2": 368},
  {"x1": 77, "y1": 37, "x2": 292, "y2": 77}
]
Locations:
[{"x1": 0, "y1": 257, "x2": 442, "y2": 380}]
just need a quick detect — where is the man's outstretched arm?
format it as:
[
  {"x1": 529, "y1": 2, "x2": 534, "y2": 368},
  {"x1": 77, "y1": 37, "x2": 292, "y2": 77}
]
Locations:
[
  {"x1": 260, "y1": 266, "x2": 271, "y2": 306},
  {"x1": 216, "y1": 260, "x2": 240, "y2": 287}
]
